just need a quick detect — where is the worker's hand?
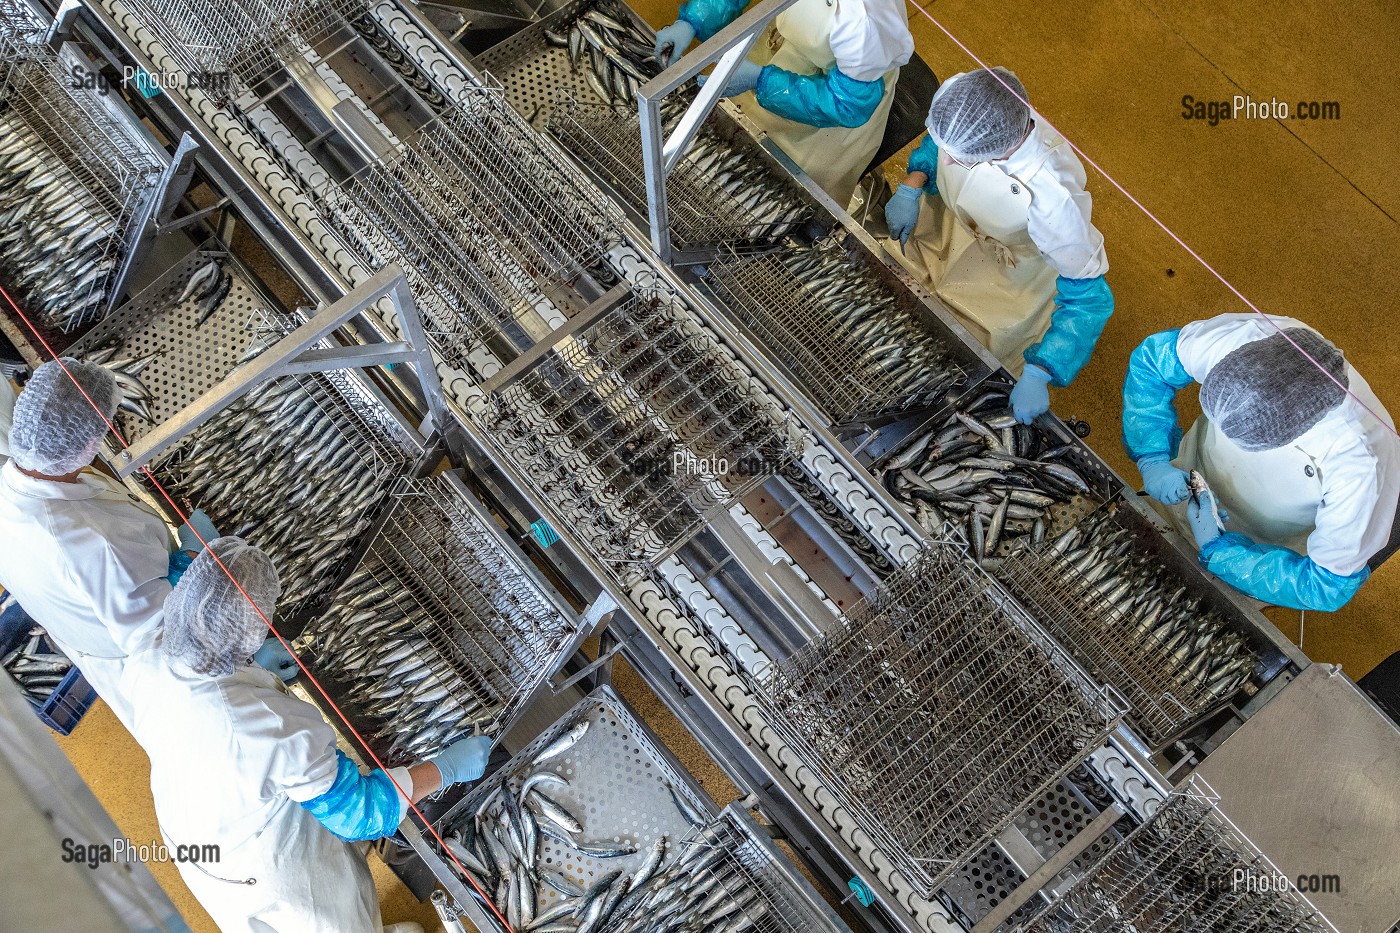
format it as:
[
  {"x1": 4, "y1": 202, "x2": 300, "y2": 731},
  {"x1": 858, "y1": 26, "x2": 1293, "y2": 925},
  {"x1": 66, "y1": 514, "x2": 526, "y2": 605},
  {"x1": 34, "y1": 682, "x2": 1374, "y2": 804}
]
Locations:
[
  {"x1": 253, "y1": 637, "x2": 299, "y2": 683},
  {"x1": 1137, "y1": 457, "x2": 1190, "y2": 505},
  {"x1": 177, "y1": 508, "x2": 219, "y2": 553},
  {"x1": 430, "y1": 735, "x2": 493, "y2": 786},
  {"x1": 653, "y1": 20, "x2": 695, "y2": 68},
  {"x1": 884, "y1": 183, "x2": 923, "y2": 245},
  {"x1": 1010, "y1": 365, "x2": 1053, "y2": 425},
  {"x1": 696, "y1": 61, "x2": 762, "y2": 98},
  {"x1": 1187, "y1": 488, "x2": 1226, "y2": 550}
]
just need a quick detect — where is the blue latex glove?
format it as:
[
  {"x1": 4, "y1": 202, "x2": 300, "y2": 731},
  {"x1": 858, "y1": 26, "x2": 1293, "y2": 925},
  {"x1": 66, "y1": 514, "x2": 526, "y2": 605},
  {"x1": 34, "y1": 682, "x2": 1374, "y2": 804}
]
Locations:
[
  {"x1": 676, "y1": 0, "x2": 748, "y2": 40},
  {"x1": 1122, "y1": 329, "x2": 1191, "y2": 464},
  {"x1": 1024, "y1": 275, "x2": 1115, "y2": 387},
  {"x1": 166, "y1": 548, "x2": 195, "y2": 587},
  {"x1": 429, "y1": 734, "x2": 493, "y2": 786},
  {"x1": 653, "y1": 20, "x2": 695, "y2": 67},
  {"x1": 696, "y1": 61, "x2": 762, "y2": 98},
  {"x1": 755, "y1": 65, "x2": 885, "y2": 129},
  {"x1": 253, "y1": 636, "x2": 299, "y2": 682},
  {"x1": 884, "y1": 184, "x2": 922, "y2": 245},
  {"x1": 1186, "y1": 489, "x2": 1225, "y2": 550},
  {"x1": 1200, "y1": 534, "x2": 1369, "y2": 612},
  {"x1": 1010, "y1": 364, "x2": 1053, "y2": 425},
  {"x1": 1138, "y1": 457, "x2": 1190, "y2": 505},
  {"x1": 177, "y1": 508, "x2": 218, "y2": 553},
  {"x1": 906, "y1": 135, "x2": 940, "y2": 195},
  {"x1": 300, "y1": 750, "x2": 405, "y2": 841}
]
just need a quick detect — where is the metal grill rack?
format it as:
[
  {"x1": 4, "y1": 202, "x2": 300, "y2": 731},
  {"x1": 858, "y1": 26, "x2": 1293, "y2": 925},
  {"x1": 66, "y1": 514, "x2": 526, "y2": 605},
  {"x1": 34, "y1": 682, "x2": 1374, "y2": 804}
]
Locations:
[
  {"x1": 1021, "y1": 783, "x2": 1335, "y2": 933},
  {"x1": 478, "y1": 290, "x2": 800, "y2": 583},
  {"x1": 116, "y1": 0, "x2": 368, "y2": 96},
  {"x1": 754, "y1": 544, "x2": 1125, "y2": 899},
  {"x1": 0, "y1": 38, "x2": 161, "y2": 333},
  {"x1": 302, "y1": 473, "x2": 580, "y2": 762},
  {"x1": 432, "y1": 687, "x2": 716, "y2": 920},
  {"x1": 998, "y1": 502, "x2": 1265, "y2": 746},
  {"x1": 0, "y1": 2, "x2": 43, "y2": 40},
  {"x1": 607, "y1": 804, "x2": 850, "y2": 933},
  {"x1": 703, "y1": 240, "x2": 970, "y2": 424}
]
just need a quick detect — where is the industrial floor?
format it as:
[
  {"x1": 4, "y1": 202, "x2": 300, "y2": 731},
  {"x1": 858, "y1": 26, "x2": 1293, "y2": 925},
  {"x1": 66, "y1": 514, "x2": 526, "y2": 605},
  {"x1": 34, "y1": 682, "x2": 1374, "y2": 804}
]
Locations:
[{"x1": 51, "y1": 1, "x2": 1399, "y2": 930}]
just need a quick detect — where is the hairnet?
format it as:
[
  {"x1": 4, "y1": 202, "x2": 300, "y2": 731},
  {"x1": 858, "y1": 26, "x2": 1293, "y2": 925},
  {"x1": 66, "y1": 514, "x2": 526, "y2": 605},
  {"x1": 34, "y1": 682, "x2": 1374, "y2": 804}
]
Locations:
[
  {"x1": 162, "y1": 537, "x2": 280, "y2": 677},
  {"x1": 1200, "y1": 328, "x2": 1348, "y2": 452},
  {"x1": 828, "y1": 0, "x2": 914, "y2": 82},
  {"x1": 9, "y1": 359, "x2": 118, "y2": 475},
  {"x1": 925, "y1": 68, "x2": 1032, "y2": 162}
]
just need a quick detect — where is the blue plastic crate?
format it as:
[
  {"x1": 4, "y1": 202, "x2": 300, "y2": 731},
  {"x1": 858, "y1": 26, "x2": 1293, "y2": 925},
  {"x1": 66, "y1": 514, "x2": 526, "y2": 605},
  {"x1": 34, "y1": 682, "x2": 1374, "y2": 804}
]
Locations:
[{"x1": 0, "y1": 601, "x2": 96, "y2": 736}]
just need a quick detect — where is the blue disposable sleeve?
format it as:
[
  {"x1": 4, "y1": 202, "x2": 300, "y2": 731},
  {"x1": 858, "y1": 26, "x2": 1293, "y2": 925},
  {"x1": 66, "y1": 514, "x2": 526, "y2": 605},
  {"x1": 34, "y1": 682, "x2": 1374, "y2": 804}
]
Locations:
[
  {"x1": 1201, "y1": 533, "x2": 1369, "y2": 612},
  {"x1": 754, "y1": 65, "x2": 886, "y2": 129},
  {"x1": 1120, "y1": 328, "x2": 1192, "y2": 464},
  {"x1": 1023, "y1": 274, "x2": 1115, "y2": 387},
  {"x1": 166, "y1": 549, "x2": 194, "y2": 587},
  {"x1": 677, "y1": 0, "x2": 750, "y2": 40},
  {"x1": 906, "y1": 134, "x2": 939, "y2": 195},
  {"x1": 299, "y1": 750, "x2": 405, "y2": 842}
]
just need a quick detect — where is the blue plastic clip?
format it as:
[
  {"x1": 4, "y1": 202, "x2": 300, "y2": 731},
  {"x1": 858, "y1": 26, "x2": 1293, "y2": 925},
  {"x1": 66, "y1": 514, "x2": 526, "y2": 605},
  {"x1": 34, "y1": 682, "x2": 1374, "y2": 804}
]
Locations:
[
  {"x1": 530, "y1": 519, "x2": 560, "y2": 548},
  {"x1": 132, "y1": 69, "x2": 163, "y2": 99},
  {"x1": 847, "y1": 877, "x2": 875, "y2": 907}
]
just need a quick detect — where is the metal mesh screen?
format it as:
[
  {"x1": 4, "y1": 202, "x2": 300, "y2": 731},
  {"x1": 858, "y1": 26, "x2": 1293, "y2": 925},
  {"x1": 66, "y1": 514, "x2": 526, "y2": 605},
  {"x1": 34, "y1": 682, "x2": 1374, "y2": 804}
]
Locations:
[
  {"x1": 705, "y1": 241, "x2": 965, "y2": 423},
  {"x1": 300, "y1": 475, "x2": 577, "y2": 763},
  {"x1": 1022, "y1": 785, "x2": 1334, "y2": 933},
  {"x1": 478, "y1": 290, "x2": 799, "y2": 583},
  {"x1": 998, "y1": 506, "x2": 1259, "y2": 745},
  {"x1": 755, "y1": 544, "x2": 1124, "y2": 898}
]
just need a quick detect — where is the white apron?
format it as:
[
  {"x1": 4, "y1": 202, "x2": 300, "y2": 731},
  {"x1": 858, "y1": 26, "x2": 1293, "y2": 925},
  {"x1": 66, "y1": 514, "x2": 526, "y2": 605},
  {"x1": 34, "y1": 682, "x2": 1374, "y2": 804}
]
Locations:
[
  {"x1": 1167, "y1": 415, "x2": 1324, "y2": 555},
  {"x1": 734, "y1": 0, "x2": 899, "y2": 207},
  {"x1": 889, "y1": 148, "x2": 1060, "y2": 375},
  {"x1": 0, "y1": 374, "x2": 14, "y2": 462}
]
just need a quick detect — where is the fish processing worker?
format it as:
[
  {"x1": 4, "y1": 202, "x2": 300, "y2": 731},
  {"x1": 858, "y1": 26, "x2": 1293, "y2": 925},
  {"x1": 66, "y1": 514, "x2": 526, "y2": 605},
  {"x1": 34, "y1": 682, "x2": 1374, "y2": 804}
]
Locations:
[
  {"x1": 883, "y1": 68, "x2": 1114, "y2": 426},
  {"x1": 120, "y1": 538, "x2": 493, "y2": 933},
  {"x1": 1123, "y1": 314, "x2": 1400, "y2": 612},
  {"x1": 654, "y1": 0, "x2": 914, "y2": 206},
  {"x1": 0, "y1": 368, "x2": 14, "y2": 463}
]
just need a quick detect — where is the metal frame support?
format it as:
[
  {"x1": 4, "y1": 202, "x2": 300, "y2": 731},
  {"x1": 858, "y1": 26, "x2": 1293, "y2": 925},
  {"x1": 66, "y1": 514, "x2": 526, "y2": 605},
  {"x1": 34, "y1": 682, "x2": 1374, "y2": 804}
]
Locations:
[
  {"x1": 115, "y1": 263, "x2": 446, "y2": 475},
  {"x1": 636, "y1": 0, "x2": 799, "y2": 264},
  {"x1": 107, "y1": 132, "x2": 201, "y2": 311}
]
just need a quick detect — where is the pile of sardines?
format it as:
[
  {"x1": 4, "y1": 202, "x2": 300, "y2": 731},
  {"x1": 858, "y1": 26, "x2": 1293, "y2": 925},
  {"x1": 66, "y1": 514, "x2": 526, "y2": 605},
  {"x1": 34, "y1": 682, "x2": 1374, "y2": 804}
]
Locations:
[
  {"x1": 154, "y1": 375, "x2": 396, "y2": 615},
  {"x1": 298, "y1": 566, "x2": 498, "y2": 764},
  {"x1": 438, "y1": 716, "x2": 708, "y2": 933},
  {"x1": 83, "y1": 343, "x2": 161, "y2": 424},
  {"x1": 1034, "y1": 512, "x2": 1256, "y2": 704},
  {"x1": 2, "y1": 625, "x2": 74, "y2": 703},
  {"x1": 0, "y1": 113, "x2": 120, "y2": 333},
  {"x1": 547, "y1": 0, "x2": 660, "y2": 110},
  {"x1": 877, "y1": 383, "x2": 1093, "y2": 564}
]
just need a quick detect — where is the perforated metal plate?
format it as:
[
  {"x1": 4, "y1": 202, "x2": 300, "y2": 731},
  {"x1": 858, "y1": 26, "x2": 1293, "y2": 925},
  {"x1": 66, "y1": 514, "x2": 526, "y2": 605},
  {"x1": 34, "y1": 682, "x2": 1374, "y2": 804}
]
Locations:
[
  {"x1": 437, "y1": 688, "x2": 714, "y2": 909},
  {"x1": 68, "y1": 246, "x2": 298, "y2": 444}
]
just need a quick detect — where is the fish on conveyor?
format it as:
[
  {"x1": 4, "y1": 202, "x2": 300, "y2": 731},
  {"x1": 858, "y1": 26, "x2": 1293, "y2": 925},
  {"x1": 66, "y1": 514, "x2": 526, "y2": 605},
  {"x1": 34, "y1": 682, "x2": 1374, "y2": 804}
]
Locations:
[
  {"x1": 81, "y1": 344, "x2": 163, "y2": 424},
  {"x1": 560, "y1": 0, "x2": 662, "y2": 110},
  {"x1": 2, "y1": 625, "x2": 75, "y2": 703}
]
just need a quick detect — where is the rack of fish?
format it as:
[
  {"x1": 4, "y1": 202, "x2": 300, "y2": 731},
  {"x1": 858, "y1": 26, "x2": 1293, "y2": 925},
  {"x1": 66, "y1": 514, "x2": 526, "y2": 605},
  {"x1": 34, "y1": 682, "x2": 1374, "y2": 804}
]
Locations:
[
  {"x1": 297, "y1": 475, "x2": 581, "y2": 764},
  {"x1": 753, "y1": 544, "x2": 1125, "y2": 899},
  {"x1": 319, "y1": 88, "x2": 620, "y2": 369},
  {"x1": 545, "y1": 0, "x2": 660, "y2": 110},
  {"x1": 996, "y1": 506, "x2": 1259, "y2": 745},
  {"x1": 431, "y1": 688, "x2": 716, "y2": 933},
  {"x1": 478, "y1": 290, "x2": 799, "y2": 582},
  {"x1": 149, "y1": 368, "x2": 415, "y2": 621},
  {"x1": 1023, "y1": 783, "x2": 1332, "y2": 933},
  {"x1": 873, "y1": 382, "x2": 1103, "y2": 561},
  {"x1": 2, "y1": 626, "x2": 74, "y2": 705},
  {"x1": 607, "y1": 805, "x2": 850, "y2": 933},
  {"x1": 703, "y1": 240, "x2": 969, "y2": 424},
  {"x1": 0, "y1": 37, "x2": 160, "y2": 335}
]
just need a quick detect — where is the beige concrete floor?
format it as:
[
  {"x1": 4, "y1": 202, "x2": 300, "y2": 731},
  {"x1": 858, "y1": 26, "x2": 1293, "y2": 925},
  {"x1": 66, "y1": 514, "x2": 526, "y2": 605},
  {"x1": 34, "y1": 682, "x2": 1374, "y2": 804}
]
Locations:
[{"x1": 48, "y1": 1, "x2": 1400, "y2": 929}]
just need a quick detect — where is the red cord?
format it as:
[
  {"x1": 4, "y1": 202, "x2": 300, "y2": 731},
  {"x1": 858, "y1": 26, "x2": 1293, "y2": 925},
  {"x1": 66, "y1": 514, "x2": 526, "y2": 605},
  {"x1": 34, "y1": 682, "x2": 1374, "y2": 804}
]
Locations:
[{"x1": 0, "y1": 282, "x2": 514, "y2": 932}]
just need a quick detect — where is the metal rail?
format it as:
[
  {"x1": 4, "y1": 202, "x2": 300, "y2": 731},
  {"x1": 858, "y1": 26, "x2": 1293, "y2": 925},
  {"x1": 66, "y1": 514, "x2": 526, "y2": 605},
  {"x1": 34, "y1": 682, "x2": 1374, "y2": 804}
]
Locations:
[{"x1": 755, "y1": 543, "x2": 1126, "y2": 900}]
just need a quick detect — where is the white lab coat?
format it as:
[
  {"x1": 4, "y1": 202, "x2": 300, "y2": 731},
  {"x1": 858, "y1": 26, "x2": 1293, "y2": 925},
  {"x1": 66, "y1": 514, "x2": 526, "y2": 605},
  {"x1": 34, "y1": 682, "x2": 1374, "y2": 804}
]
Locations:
[
  {"x1": 887, "y1": 108, "x2": 1108, "y2": 373},
  {"x1": 120, "y1": 646, "x2": 413, "y2": 933},
  {"x1": 0, "y1": 375, "x2": 14, "y2": 462},
  {"x1": 1170, "y1": 314, "x2": 1400, "y2": 576},
  {"x1": 0, "y1": 460, "x2": 172, "y2": 729}
]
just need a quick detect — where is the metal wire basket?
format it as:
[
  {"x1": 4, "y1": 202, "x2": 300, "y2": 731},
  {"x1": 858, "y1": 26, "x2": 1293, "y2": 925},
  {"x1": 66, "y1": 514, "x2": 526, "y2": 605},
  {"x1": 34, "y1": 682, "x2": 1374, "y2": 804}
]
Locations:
[
  {"x1": 1019, "y1": 782, "x2": 1335, "y2": 933},
  {"x1": 754, "y1": 543, "x2": 1125, "y2": 899},
  {"x1": 704, "y1": 241, "x2": 967, "y2": 424},
  {"x1": 0, "y1": 2, "x2": 43, "y2": 41},
  {"x1": 478, "y1": 289, "x2": 801, "y2": 584},
  {"x1": 997, "y1": 504, "x2": 1261, "y2": 746}
]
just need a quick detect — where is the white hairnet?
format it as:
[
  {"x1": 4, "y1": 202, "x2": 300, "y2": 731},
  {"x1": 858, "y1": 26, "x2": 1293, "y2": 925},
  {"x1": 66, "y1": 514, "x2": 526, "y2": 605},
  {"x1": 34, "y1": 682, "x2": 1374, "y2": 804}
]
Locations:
[
  {"x1": 9, "y1": 359, "x2": 118, "y2": 475},
  {"x1": 926, "y1": 68, "x2": 1032, "y2": 162},
  {"x1": 162, "y1": 537, "x2": 280, "y2": 677},
  {"x1": 829, "y1": 0, "x2": 914, "y2": 82},
  {"x1": 1200, "y1": 328, "x2": 1348, "y2": 452}
]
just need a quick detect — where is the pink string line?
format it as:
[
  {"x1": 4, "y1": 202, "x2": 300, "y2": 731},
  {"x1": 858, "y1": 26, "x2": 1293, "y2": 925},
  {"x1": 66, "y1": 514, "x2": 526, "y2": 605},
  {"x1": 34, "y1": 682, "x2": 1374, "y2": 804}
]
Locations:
[{"x1": 905, "y1": 0, "x2": 1398, "y2": 438}]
